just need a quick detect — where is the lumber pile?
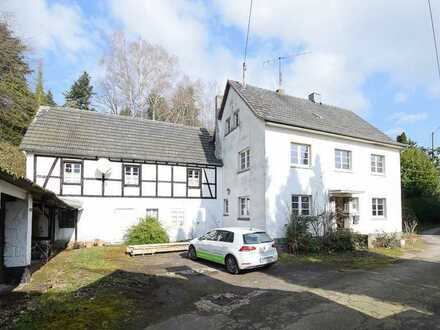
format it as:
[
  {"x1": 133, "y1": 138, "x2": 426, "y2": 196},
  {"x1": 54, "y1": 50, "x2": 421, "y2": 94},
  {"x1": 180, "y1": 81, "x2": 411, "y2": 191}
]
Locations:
[{"x1": 126, "y1": 242, "x2": 189, "y2": 256}]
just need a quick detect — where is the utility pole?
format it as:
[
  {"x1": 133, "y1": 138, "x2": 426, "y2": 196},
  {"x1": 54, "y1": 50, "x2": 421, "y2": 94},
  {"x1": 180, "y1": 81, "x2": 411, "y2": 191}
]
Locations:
[{"x1": 432, "y1": 126, "x2": 440, "y2": 159}]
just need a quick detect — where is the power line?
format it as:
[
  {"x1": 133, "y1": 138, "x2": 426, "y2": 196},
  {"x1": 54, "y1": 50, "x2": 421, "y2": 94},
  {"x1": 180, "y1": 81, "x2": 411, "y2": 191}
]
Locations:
[
  {"x1": 242, "y1": 0, "x2": 253, "y2": 87},
  {"x1": 428, "y1": 0, "x2": 440, "y2": 82}
]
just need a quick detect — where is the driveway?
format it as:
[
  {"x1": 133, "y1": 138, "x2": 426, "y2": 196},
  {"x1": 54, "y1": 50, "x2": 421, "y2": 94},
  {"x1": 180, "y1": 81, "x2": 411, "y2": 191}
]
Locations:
[{"x1": 142, "y1": 230, "x2": 440, "y2": 330}]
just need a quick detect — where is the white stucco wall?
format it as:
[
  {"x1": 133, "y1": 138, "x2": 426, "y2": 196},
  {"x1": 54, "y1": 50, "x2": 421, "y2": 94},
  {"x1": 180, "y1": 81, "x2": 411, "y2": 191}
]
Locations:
[
  {"x1": 220, "y1": 88, "x2": 266, "y2": 230},
  {"x1": 3, "y1": 195, "x2": 32, "y2": 268},
  {"x1": 264, "y1": 123, "x2": 402, "y2": 239},
  {"x1": 65, "y1": 196, "x2": 222, "y2": 243}
]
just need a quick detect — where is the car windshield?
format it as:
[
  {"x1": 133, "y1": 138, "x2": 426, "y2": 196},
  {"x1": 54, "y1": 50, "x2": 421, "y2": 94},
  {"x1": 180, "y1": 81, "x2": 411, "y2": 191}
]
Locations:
[{"x1": 243, "y1": 232, "x2": 273, "y2": 244}]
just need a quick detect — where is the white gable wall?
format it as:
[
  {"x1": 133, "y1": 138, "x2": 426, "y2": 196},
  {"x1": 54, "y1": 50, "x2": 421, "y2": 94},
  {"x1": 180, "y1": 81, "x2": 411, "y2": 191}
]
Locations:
[
  {"x1": 265, "y1": 123, "x2": 402, "y2": 239},
  {"x1": 220, "y1": 88, "x2": 266, "y2": 230}
]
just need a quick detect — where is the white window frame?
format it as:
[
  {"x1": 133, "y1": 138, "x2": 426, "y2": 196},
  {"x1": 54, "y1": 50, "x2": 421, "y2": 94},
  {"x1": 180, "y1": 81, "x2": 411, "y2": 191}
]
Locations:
[
  {"x1": 187, "y1": 169, "x2": 201, "y2": 188},
  {"x1": 238, "y1": 148, "x2": 250, "y2": 172},
  {"x1": 146, "y1": 208, "x2": 159, "y2": 220},
  {"x1": 233, "y1": 111, "x2": 239, "y2": 128},
  {"x1": 238, "y1": 196, "x2": 250, "y2": 219},
  {"x1": 372, "y1": 198, "x2": 386, "y2": 218},
  {"x1": 371, "y1": 154, "x2": 385, "y2": 174},
  {"x1": 63, "y1": 162, "x2": 81, "y2": 184},
  {"x1": 291, "y1": 195, "x2": 312, "y2": 216},
  {"x1": 335, "y1": 149, "x2": 352, "y2": 170},
  {"x1": 290, "y1": 143, "x2": 311, "y2": 167},
  {"x1": 124, "y1": 165, "x2": 140, "y2": 186},
  {"x1": 225, "y1": 117, "x2": 231, "y2": 135},
  {"x1": 223, "y1": 198, "x2": 229, "y2": 216}
]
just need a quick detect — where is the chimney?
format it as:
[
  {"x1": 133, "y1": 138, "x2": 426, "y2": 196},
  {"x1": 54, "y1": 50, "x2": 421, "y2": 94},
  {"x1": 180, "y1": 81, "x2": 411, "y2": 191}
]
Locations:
[
  {"x1": 308, "y1": 92, "x2": 321, "y2": 104},
  {"x1": 276, "y1": 88, "x2": 284, "y2": 95}
]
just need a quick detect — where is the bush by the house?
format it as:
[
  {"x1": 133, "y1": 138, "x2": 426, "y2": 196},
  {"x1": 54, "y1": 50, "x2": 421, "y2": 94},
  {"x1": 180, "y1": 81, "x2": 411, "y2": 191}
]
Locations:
[
  {"x1": 124, "y1": 217, "x2": 169, "y2": 245},
  {"x1": 373, "y1": 232, "x2": 400, "y2": 249},
  {"x1": 286, "y1": 214, "x2": 367, "y2": 254}
]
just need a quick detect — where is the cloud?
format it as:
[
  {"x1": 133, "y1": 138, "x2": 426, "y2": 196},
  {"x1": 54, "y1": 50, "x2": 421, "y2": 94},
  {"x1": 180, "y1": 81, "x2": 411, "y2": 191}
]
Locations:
[
  {"x1": 389, "y1": 112, "x2": 428, "y2": 124},
  {"x1": 213, "y1": 0, "x2": 440, "y2": 112},
  {"x1": 394, "y1": 92, "x2": 408, "y2": 104},
  {"x1": 2, "y1": 0, "x2": 90, "y2": 55}
]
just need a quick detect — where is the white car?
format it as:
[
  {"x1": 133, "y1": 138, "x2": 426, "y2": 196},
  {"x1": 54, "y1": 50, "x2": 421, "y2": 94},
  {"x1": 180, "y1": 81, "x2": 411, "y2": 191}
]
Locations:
[{"x1": 187, "y1": 227, "x2": 278, "y2": 274}]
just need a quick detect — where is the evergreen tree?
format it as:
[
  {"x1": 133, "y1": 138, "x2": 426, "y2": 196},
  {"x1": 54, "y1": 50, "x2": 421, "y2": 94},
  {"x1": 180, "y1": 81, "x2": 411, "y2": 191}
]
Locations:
[
  {"x1": 35, "y1": 61, "x2": 46, "y2": 106},
  {"x1": 0, "y1": 22, "x2": 37, "y2": 145},
  {"x1": 396, "y1": 132, "x2": 416, "y2": 146},
  {"x1": 45, "y1": 90, "x2": 57, "y2": 106},
  {"x1": 64, "y1": 71, "x2": 94, "y2": 110}
]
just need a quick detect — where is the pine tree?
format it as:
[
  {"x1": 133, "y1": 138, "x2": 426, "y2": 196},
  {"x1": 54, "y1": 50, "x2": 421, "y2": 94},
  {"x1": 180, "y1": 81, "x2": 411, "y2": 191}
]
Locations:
[
  {"x1": 45, "y1": 90, "x2": 57, "y2": 106},
  {"x1": 35, "y1": 61, "x2": 46, "y2": 106},
  {"x1": 64, "y1": 71, "x2": 94, "y2": 110},
  {"x1": 0, "y1": 22, "x2": 37, "y2": 145}
]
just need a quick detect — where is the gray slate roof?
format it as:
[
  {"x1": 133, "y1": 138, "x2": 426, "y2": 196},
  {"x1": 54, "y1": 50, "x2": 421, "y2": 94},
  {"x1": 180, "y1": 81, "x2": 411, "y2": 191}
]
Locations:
[
  {"x1": 224, "y1": 80, "x2": 399, "y2": 147},
  {"x1": 20, "y1": 107, "x2": 221, "y2": 166}
]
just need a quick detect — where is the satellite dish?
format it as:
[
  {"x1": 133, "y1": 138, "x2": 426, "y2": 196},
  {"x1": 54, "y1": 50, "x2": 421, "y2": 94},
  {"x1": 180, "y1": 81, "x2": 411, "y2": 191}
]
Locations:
[{"x1": 96, "y1": 158, "x2": 112, "y2": 176}]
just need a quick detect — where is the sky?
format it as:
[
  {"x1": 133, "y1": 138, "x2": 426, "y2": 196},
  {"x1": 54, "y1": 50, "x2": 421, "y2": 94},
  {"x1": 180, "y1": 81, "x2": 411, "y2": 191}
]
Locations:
[{"x1": 2, "y1": 0, "x2": 440, "y2": 147}]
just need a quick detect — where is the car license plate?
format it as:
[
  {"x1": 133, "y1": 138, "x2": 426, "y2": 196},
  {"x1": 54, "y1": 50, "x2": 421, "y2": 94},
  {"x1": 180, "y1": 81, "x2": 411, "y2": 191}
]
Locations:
[{"x1": 261, "y1": 256, "x2": 274, "y2": 263}]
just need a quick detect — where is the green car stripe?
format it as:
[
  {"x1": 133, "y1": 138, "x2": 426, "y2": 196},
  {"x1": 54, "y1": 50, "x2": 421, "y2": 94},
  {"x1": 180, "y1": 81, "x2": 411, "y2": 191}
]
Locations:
[{"x1": 196, "y1": 249, "x2": 225, "y2": 265}]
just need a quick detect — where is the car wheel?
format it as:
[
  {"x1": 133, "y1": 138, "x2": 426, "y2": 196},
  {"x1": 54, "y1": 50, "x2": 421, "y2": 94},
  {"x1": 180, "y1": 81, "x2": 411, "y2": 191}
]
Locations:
[
  {"x1": 188, "y1": 245, "x2": 197, "y2": 260},
  {"x1": 225, "y1": 255, "x2": 240, "y2": 274}
]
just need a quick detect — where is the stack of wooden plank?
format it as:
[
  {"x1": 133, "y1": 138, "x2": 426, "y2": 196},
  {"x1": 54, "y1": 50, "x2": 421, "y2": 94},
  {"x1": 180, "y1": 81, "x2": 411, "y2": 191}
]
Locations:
[{"x1": 126, "y1": 242, "x2": 190, "y2": 256}]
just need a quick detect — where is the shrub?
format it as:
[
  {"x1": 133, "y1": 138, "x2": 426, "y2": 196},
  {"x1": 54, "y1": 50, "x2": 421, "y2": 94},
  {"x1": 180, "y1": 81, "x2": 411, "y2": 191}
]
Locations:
[
  {"x1": 286, "y1": 215, "x2": 367, "y2": 254},
  {"x1": 124, "y1": 217, "x2": 169, "y2": 245},
  {"x1": 373, "y1": 232, "x2": 399, "y2": 249}
]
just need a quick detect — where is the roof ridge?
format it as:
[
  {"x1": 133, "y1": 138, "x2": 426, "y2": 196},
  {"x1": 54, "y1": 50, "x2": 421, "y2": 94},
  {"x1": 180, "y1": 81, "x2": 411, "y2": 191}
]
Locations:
[{"x1": 41, "y1": 106, "x2": 210, "y2": 131}]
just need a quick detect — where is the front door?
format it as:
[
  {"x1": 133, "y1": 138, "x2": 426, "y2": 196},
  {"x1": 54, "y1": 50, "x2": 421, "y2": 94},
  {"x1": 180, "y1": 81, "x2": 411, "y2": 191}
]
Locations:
[
  {"x1": 0, "y1": 194, "x2": 5, "y2": 283},
  {"x1": 335, "y1": 197, "x2": 349, "y2": 229}
]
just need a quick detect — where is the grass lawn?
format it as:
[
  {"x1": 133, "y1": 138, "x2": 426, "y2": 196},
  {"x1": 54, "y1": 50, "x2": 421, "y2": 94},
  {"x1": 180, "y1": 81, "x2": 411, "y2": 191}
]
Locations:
[
  {"x1": 279, "y1": 234, "x2": 425, "y2": 270},
  {"x1": 5, "y1": 246, "x2": 143, "y2": 330}
]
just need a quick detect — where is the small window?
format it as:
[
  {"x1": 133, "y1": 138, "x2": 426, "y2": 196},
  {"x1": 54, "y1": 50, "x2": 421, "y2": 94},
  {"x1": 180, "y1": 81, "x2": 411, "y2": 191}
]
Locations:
[
  {"x1": 59, "y1": 209, "x2": 76, "y2": 228},
  {"x1": 223, "y1": 198, "x2": 229, "y2": 215},
  {"x1": 204, "y1": 230, "x2": 219, "y2": 241},
  {"x1": 63, "y1": 162, "x2": 81, "y2": 184},
  {"x1": 225, "y1": 117, "x2": 231, "y2": 134},
  {"x1": 233, "y1": 111, "x2": 239, "y2": 128},
  {"x1": 239, "y1": 196, "x2": 250, "y2": 218},
  {"x1": 372, "y1": 198, "x2": 386, "y2": 217},
  {"x1": 239, "y1": 148, "x2": 250, "y2": 171},
  {"x1": 291, "y1": 195, "x2": 311, "y2": 216},
  {"x1": 187, "y1": 169, "x2": 201, "y2": 187},
  {"x1": 335, "y1": 149, "x2": 352, "y2": 170},
  {"x1": 291, "y1": 143, "x2": 311, "y2": 166},
  {"x1": 218, "y1": 230, "x2": 234, "y2": 243},
  {"x1": 124, "y1": 165, "x2": 140, "y2": 186},
  {"x1": 371, "y1": 154, "x2": 385, "y2": 174},
  {"x1": 146, "y1": 208, "x2": 159, "y2": 220}
]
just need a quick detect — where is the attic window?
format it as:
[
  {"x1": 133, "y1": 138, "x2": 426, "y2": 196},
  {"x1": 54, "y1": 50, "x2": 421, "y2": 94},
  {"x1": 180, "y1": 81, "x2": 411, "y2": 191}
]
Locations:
[{"x1": 312, "y1": 112, "x2": 323, "y2": 119}]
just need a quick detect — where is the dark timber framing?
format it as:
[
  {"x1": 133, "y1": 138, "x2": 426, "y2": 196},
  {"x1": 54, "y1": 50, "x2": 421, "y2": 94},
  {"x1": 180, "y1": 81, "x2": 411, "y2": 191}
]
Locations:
[{"x1": 34, "y1": 154, "x2": 218, "y2": 199}]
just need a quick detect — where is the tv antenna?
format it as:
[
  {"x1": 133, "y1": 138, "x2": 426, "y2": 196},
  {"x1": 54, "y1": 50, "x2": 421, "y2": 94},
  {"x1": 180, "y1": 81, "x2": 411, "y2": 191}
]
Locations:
[{"x1": 263, "y1": 51, "x2": 311, "y2": 90}]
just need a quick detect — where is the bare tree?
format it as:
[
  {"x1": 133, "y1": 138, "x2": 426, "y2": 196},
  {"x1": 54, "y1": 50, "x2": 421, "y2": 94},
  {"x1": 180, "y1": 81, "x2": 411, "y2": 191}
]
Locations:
[{"x1": 99, "y1": 32, "x2": 177, "y2": 118}]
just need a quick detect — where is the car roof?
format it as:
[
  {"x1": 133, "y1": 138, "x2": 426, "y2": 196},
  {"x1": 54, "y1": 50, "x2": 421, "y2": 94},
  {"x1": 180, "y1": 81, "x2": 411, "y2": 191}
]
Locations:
[{"x1": 212, "y1": 227, "x2": 266, "y2": 234}]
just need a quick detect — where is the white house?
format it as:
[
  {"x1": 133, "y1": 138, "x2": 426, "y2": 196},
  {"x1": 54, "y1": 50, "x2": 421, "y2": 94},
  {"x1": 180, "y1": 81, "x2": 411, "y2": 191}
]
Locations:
[
  {"x1": 19, "y1": 80, "x2": 402, "y2": 245},
  {"x1": 217, "y1": 81, "x2": 403, "y2": 239}
]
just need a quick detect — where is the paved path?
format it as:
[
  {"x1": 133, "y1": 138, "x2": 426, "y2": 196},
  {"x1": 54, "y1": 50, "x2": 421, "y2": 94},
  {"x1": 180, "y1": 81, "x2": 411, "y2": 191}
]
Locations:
[{"x1": 145, "y1": 231, "x2": 440, "y2": 329}]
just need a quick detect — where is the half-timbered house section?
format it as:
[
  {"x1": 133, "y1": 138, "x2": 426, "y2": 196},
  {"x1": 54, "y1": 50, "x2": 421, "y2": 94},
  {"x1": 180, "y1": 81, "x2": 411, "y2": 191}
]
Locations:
[{"x1": 20, "y1": 107, "x2": 222, "y2": 243}]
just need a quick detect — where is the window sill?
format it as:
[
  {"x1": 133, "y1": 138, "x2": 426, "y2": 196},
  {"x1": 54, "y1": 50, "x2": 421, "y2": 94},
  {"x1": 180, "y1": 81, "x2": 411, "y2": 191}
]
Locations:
[
  {"x1": 237, "y1": 168, "x2": 250, "y2": 174},
  {"x1": 371, "y1": 216, "x2": 387, "y2": 220},
  {"x1": 371, "y1": 172, "x2": 386, "y2": 177},
  {"x1": 63, "y1": 182, "x2": 82, "y2": 186},
  {"x1": 237, "y1": 217, "x2": 250, "y2": 221},
  {"x1": 290, "y1": 164, "x2": 312, "y2": 169},
  {"x1": 223, "y1": 214, "x2": 229, "y2": 217},
  {"x1": 334, "y1": 169, "x2": 353, "y2": 173},
  {"x1": 124, "y1": 184, "x2": 140, "y2": 187}
]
